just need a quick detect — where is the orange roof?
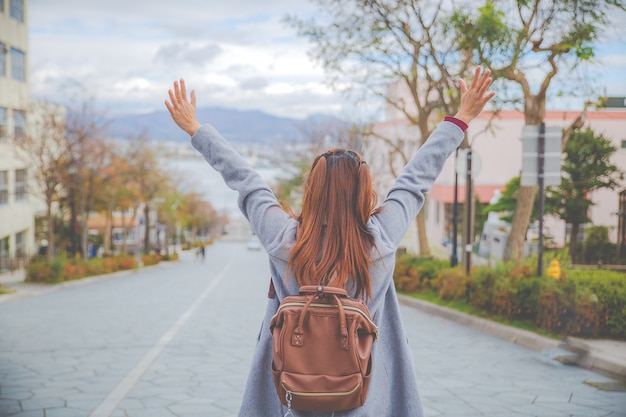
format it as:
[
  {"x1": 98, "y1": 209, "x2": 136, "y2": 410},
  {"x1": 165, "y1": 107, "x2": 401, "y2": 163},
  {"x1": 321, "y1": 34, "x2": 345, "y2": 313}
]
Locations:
[
  {"x1": 372, "y1": 109, "x2": 626, "y2": 128},
  {"x1": 476, "y1": 109, "x2": 626, "y2": 121},
  {"x1": 429, "y1": 184, "x2": 503, "y2": 204}
]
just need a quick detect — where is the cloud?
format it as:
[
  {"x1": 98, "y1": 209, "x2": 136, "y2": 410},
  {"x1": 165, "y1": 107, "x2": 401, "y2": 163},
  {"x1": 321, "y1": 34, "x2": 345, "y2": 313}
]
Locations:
[
  {"x1": 155, "y1": 42, "x2": 224, "y2": 67},
  {"x1": 26, "y1": 0, "x2": 626, "y2": 120},
  {"x1": 27, "y1": 0, "x2": 344, "y2": 119},
  {"x1": 239, "y1": 77, "x2": 269, "y2": 90}
]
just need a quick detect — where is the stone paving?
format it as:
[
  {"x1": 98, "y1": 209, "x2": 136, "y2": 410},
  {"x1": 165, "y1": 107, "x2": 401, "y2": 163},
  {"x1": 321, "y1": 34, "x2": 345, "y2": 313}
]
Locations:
[{"x1": 0, "y1": 242, "x2": 625, "y2": 417}]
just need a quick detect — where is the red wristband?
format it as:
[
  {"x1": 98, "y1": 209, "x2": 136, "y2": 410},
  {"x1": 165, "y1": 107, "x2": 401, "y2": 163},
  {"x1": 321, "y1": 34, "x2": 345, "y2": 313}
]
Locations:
[{"x1": 444, "y1": 116, "x2": 468, "y2": 132}]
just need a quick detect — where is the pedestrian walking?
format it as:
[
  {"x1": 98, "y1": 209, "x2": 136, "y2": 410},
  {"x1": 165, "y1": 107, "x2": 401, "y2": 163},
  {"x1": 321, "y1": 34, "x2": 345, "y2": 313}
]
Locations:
[{"x1": 165, "y1": 67, "x2": 495, "y2": 417}]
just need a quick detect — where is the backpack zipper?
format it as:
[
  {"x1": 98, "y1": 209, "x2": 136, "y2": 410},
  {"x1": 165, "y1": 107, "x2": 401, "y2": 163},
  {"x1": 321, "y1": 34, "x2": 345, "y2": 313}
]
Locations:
[
  {"x1": 273, "y1": 302, "x2": 378, "y2": 338},
  {"x1": 283, "y1": 381, "x2": 361, "y2": 398}
]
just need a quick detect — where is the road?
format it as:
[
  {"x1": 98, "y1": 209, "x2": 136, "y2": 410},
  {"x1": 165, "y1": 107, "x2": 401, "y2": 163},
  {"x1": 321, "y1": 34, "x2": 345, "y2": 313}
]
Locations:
[{"x1": 0, "y1": 241, "x2": 624, "y2": 417}]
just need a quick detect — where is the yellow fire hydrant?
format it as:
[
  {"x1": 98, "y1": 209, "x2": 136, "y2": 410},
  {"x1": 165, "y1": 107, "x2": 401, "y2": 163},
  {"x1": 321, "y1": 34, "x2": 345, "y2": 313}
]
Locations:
[{"x1": 546, "y1": 259, "x2": 561, "y2": 280}]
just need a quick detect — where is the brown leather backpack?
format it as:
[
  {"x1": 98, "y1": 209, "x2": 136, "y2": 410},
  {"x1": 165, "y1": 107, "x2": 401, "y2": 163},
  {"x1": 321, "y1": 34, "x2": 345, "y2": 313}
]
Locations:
[{"x1": 269, "y1": 285, "x2": 378, "y2": 413}]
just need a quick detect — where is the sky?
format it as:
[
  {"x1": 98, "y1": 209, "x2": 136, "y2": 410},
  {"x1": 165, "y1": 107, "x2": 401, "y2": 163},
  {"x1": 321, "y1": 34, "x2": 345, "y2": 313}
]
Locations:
[
  {"x1": 28, "y1": 0, "x2": 349, "y2": 120},
  {"x1": 27, "y1": 0, "x2": 626, "y2": 121}
]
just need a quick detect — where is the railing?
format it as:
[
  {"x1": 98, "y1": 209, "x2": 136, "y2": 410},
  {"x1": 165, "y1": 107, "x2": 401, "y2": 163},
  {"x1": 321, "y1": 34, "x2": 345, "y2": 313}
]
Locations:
[
  {"x1": 570, "y1": 263, "x2": 626, "y2": 272},
  {"x1": 0, "y1": 255, "x2": 29, "y2": 273}
]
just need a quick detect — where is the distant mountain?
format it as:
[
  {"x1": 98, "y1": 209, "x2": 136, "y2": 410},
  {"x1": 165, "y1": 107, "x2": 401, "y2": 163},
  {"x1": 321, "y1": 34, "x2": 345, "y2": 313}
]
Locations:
[{"x1": 106, "y1": 107, "x2": 349, "y2": 145}]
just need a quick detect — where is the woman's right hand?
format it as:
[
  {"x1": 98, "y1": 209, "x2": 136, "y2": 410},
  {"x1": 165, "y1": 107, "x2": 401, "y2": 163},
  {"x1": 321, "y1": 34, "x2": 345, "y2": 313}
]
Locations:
[
  {"x1": 453, "y1": 67, "x2": 496, "y2": 125},
  {"x1": 165, "y1": 79, "x2": 202, "y2": 137}
]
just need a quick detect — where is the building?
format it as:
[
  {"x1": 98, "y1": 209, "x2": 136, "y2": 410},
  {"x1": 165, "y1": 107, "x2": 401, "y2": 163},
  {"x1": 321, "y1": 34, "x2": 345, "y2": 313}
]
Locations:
[
  {"x1": 0, "y1": 0, "x2": 35, "y2": 271},
  {"x1": 366, "y1": 94, "x2": 626, "y2": 257},
  {"x1": 86, "y1": 205, "x2": 158, "y2": 256}
]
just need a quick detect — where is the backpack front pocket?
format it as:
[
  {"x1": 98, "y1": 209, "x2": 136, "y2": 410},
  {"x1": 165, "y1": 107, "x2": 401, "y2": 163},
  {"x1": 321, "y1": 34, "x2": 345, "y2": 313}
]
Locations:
[{"x1": 277, "y1": 371, "x2": 364, "y2": 412}]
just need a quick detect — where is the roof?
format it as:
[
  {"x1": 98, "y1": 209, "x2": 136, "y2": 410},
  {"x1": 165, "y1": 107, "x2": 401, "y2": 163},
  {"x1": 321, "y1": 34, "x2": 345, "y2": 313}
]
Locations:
[{"x1": 429, "y1": 184, "x2": 504, "y2": 204}]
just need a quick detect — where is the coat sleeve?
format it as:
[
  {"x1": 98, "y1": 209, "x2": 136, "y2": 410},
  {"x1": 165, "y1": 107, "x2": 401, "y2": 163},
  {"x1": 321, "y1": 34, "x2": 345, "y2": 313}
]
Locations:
[
  {"x1": 374, "y1": 121, "x2": 465, "y2": 248},
  {"x1": 190, "y1": 124, "x2": 291, "y2": 248}
]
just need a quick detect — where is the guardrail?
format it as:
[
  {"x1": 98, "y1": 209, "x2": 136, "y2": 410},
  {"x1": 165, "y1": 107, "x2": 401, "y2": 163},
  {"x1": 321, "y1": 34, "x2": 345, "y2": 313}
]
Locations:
[{"x1": 570, "y1": 263, "x2": 626, "y2": 272}]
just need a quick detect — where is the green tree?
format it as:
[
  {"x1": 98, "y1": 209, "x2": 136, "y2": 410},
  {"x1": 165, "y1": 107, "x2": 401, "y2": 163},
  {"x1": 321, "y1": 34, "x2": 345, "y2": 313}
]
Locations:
[
  {"x1": 448, "y1": 0, "x2": 625, "y2": 262},
  {"x1": 545, "y1": 128, "x2": 623, "y2": 262},
  {"x1": 286, "y1": 0, "x2": 474, "y2": 256},
  {"x1": 483, "y1": 176, "x2": 544, "y2": 224}
]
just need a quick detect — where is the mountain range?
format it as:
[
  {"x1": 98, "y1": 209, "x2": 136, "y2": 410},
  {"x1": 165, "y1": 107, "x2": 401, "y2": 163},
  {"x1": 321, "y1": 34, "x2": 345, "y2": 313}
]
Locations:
[{"x1": 107, "y1": 107, "x2": 348, "y2": 145}]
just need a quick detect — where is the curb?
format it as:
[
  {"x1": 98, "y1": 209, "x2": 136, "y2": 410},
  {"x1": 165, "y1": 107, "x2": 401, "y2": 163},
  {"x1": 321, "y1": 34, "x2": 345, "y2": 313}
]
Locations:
[
  {"x1": 398, "y1": 294, "x2": 560, "y2": 352},
  {"x1": 559, "y1": 337, "x2": 626, "y2": 382},
  {"x1": 398, "y1": 294, "x2": 626, "y2": 381},
  {"x1": 0, "y1": 262, "x2": 172, "y2": 304}
]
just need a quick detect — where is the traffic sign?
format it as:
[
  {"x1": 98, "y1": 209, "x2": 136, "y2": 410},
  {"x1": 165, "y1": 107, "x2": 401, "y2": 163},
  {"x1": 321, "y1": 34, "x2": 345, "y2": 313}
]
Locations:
[{"x1": 520, "y1": 125, "x2": 562, "y2": 186}]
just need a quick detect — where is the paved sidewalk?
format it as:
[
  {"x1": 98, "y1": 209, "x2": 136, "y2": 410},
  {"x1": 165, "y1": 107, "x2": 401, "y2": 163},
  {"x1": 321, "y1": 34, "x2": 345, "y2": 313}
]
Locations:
[
  {"x1": 399, "y1": 295, "x2": 626, "y2": 382},
  {"x1": 0, "y1": 245, "x2": 625, "y2": 417},
  {"x1": 2, "y1": 262, "x2": 626, "y2": 383}
]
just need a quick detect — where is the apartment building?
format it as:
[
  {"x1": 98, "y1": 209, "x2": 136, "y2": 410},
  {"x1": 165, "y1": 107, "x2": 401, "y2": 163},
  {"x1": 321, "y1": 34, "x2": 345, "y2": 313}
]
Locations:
[
  {"x1": 366, "y1": 83, "x2": 626, "y2": 256},
  {"x1": 0, "y1": 0, "x2": 35, "y2": 270}
]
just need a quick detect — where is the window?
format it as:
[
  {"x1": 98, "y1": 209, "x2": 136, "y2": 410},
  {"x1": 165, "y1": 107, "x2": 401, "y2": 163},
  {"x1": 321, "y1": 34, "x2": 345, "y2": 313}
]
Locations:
[
  {"x1": 0, "y1": 235, "x2": 8, "y2": 272},
  {"x1": 0, "y1": 171, "x2": 7, "y2": 205},
  {"x1": 113, "y1": 228, "x2": 136, "y2": 244},
  {"x1": 15, "y1": 230, "x2": 26, "y2": 258},
  {"x1": 0, "y1": 107, "x2": 6, "y2": 141},
  {"x1": 13, "y1": 109, "x2": 25, "y2": 140},
  {"x1": 621, "y1": 140, "x2": 626, "y2": 149},
  {"x1": 10, "y1": 48, "x2": 25, "y2": 81},
  {"x1": 0, "y1": 0, "x2": 4, "y2": 13},
  {"x1": 0, "y1": 43, "x2": 6, "y2": 77},
  {"x1": 15, "y1": 169, "x2": 26, "y2": 201},
  {"x1": 10, "y1": 0, "x2": 23, "y2": 22}
]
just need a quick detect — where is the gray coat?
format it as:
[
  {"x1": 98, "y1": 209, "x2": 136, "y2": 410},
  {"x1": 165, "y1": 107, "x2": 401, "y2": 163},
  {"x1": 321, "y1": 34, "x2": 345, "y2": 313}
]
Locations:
[{"x1": 191, "y1": 120, "x2": 464, "y2": 417}]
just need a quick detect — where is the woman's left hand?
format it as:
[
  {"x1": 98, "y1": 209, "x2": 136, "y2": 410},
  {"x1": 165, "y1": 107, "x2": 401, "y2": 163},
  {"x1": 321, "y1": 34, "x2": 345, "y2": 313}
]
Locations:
[{"x1": 165, "y1": 79, "x2": 202, "y2": 137}]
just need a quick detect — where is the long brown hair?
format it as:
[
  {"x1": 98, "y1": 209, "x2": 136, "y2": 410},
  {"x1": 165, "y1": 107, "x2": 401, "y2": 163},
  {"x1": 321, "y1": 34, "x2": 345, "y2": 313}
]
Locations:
[{"x1": 288, "y1": 149, "x2": 381, "y2": 299}]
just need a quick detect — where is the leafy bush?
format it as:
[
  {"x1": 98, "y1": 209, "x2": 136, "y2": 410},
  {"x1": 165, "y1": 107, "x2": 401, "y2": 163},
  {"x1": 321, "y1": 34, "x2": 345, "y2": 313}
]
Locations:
[
  {"x1": 26, "y1": 254, "x2": 138, "y2": 283},
  {"x1": 435, "y1": 269, "x2": 469, "y2": 301},
  {"x1": 142, "y1": 254, "x2": 160, "y2": 266},
  {"x1": 394, "y1": 254, "x2": 626, "y2": 340},
  {"x1": 161, "y1": 252, "x2": 179, "y2": 261}
]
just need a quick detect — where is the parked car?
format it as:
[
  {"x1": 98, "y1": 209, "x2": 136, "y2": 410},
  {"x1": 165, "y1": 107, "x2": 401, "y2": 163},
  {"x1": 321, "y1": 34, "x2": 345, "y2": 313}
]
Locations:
[{"x1": 246, "y1": 236, "x2": 262, "y2": 251}]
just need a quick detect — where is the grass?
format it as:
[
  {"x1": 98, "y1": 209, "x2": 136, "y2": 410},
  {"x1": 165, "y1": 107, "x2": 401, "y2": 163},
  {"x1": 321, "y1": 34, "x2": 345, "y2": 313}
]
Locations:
[
  {"x1": 405, "y1": 290, "x2": 561, "y2": 340},
  {"x1": 0, "y1": 284, "x2": 15, "y2": 295}
]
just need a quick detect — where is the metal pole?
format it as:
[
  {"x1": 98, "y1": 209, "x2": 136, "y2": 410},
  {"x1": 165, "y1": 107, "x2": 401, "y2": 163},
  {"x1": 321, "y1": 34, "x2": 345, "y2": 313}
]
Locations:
[
  {"x1": 464, "y1": 149, "x2": 473, "y2": 275},
  {"x1": 451, "y1": 148, "x2": 459, "y2": 267},
  {"x1": 538, "y1": 122, "x2": 546, "y2": 276}
]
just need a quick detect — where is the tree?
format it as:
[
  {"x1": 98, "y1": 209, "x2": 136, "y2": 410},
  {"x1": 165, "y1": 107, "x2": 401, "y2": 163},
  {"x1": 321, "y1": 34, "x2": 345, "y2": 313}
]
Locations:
[
  {"x1": 545, "y1": 128, "x2": 623, "y2": 261},
  {"x1": 62, "y1": 88, "x2": 110, "y2": 257},
  {"x1": 18, "y1": 102, "x2": 71, "y2": 261},
  {"x1": 448, "y1": 0, "x2": 625, "y2": 262},
  {"x1": 97, "y1": 147, "x2": 138, "y2": 255},
  {"x1": 483, "y1": 176, "x2": 541, "y2": 223},
  {"x1": 124, "y1": 132, "x2": 169, "y2": 254},
  {"x1": 286, "y1": 0, "x2": 473, "y2": 256}
]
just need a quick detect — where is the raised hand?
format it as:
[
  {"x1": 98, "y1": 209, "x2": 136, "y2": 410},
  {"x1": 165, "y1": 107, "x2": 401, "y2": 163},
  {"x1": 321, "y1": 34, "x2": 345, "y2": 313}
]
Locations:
[
  {"x1": 454, "y1": 67, "x2": 496, "y2": 125},
  {"x1": 164, "y1": 79, "x2": 202, "y2": 137}
]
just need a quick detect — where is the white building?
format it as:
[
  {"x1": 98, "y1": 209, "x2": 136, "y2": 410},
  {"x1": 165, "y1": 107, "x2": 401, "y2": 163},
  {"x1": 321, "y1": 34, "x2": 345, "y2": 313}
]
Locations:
[
  {"x1": 0, "y1": 0, "x2": 35, "y2": 271},
  {"x1": 366, "y1": 92, "x2": 626, "y2": 256}
]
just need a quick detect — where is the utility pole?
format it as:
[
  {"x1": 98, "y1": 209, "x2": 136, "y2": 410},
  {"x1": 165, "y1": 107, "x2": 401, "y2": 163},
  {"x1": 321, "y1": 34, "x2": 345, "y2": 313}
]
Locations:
[
  {"x1": 463, "y1": 148, "x2": 473, "y2": 275},
  {"x1": 537, "y1": 122, "x2": 546, "y2": 277},
  {"x1": 451, "y1": 148, "x2": 459, "y2": 267}
]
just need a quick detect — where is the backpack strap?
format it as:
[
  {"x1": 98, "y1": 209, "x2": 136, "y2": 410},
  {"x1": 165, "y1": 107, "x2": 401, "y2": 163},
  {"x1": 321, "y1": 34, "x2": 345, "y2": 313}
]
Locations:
[{"x1": 292, "y1": 291, "x2": 350, "y2": 350}]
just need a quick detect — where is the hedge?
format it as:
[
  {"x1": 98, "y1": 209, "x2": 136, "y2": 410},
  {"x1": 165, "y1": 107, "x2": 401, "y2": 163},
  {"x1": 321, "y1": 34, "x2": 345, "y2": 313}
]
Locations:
[{"x1": 394, "y1": 254, "x2": 626, "y2": 340}]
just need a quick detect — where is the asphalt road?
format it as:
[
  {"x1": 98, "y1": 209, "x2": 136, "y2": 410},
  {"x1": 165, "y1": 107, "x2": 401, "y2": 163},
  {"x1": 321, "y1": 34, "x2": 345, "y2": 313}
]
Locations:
[{"x1": 0, "y1": 241, "x2": 624, "y2": 417}]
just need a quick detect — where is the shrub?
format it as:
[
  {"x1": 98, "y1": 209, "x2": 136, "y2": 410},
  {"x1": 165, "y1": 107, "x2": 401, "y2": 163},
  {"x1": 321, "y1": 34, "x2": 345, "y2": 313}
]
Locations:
[
  {"x1": 161, "y1": 252, "x2": 179, "y2": 261},
  {"x1": 142, "y1": 254, "x2": 160, "y2": 266},
  {"x1": 25, "y1": 254, "x2": 139, "y2": 283},
  {"x1": 435, "y1": 269, "x2": 469, "y2": 301},
  {"x1": 393, "y1": 253, "x2": 626, "y2": 340},
  {"x1": 26, "y1": 258, "x2": 58, "y2": 283}
]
